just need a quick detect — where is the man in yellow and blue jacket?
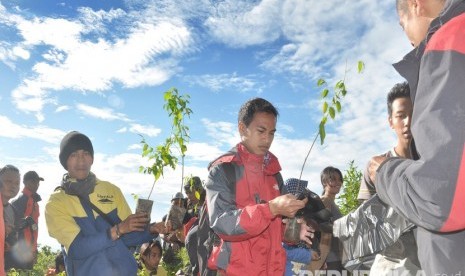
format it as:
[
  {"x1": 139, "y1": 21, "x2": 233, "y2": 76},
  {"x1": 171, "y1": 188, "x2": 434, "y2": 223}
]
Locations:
[{"x1": 45, "y1": 131, "x2": 165, "y2": 276}]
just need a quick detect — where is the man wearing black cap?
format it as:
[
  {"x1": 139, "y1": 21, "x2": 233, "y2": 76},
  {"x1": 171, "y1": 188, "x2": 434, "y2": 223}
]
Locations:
[
  {"x1": 45, "y1": 131, "x2": 166, "y2": 276},
  {"x1": 10, "y1": 170, "x2": 43, "y2": 269}
]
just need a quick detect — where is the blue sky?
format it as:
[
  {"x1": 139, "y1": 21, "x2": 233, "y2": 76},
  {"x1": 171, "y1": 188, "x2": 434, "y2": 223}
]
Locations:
[{"x1": 0, "y1": 0, "x2": 411, "y2": 250}]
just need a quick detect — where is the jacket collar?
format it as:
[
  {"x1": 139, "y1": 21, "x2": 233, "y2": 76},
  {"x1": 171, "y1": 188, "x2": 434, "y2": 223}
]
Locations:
[
  {"x1": 237, "y1": 143, "x2": 281, "y2": 175},
  {"x1": 393, "y1": 0, "x2": 465, "y2": 102},
  {"x1": 22, "y1": 187, "x2": 42, "y2": 202}
]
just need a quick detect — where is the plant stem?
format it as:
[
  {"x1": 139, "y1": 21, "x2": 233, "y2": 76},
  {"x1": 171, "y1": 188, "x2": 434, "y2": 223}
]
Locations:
[
  {"x1": 181, "y1": 155, "x2": 185, "y2": 193},
  {"x1": 299, "y1": 132, "x2": 320, "y2": 182},
  {"x1": 148, "y1": 179, "x2": 156, "y2": 199}
]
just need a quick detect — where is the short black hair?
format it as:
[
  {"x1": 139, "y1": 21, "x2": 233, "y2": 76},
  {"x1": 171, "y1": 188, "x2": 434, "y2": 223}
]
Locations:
[
  {"x1": 396, "y1": 0, "x2": 408, "y2": 13},
  {"x1": 387, "y1": 82, "x2": 410, "y2": 116},
  {"x1": 183, "y1": 176, "x2": 203, "y2": 193},
  {"x1": 143, "y1": 240, "x2": 163, "y2": 257},
  {"x1": 238, "y1": 98, "x2": 279, "y2": 127},
  {"x1": 55, "y1": 252, "x2": 65, "y2": 273},
  {"x1": 320, "y1": 166, "x2": 343, "y2": 185}
]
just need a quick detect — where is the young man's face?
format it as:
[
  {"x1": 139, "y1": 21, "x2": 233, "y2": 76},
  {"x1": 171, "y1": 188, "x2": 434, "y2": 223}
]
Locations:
[
  {"x1": 0, "y1": 170, "x2": 20, "y2": 201},
  {"x1": 184, "y1": 188, "x2": 199, "y2": 205},
  {"x1": 389, "y1": 97, "x2": 413, "y2": 143},
  {"x1": 398, "y1": 2, "x2": 431, "y2": 47},
  {"x1": 323, "y1": 173, "x2": 342, "y2": 195},
  {"x1": 142, "y1": 243, "x2": 162, "y2": 271},
  {"x1": 24, "y1": 179, "x2": 40, "y2": 193},
  {"x1": 66, "y1": 149, "x2": 93, "y2": 180},
  {"x1": 239, "y1": 111, "x2": 277, "y2": 156}
]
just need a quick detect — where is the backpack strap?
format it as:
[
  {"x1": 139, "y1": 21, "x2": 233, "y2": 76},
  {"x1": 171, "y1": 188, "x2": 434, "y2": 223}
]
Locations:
[
  {"x1": 274, "y1": 172, "x2": 286, "y2": 195},
  {"x1": 54, "y1": 186, "x2": 116, "y2": 226},
  {"x1": 77, "y1": 195, "x2": 116, "y2": 227},
  {"x1": 221, "y1": 162, "x2": 236, "y2": 188}
]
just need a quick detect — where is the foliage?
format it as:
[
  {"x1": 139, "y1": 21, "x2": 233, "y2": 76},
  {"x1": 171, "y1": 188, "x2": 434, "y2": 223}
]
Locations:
[
  {"x1": 7, "y1": 245, "x2": 63, "y2": 276},
  {"x1": 299, "y1": 61, "x2": 365, "y2": 180},
  {"x1": 161, "y1": 247, "x2": 189, "y2": 276},
  {"x1": 337, "y1": 160, "x2": 363, "y2": 215},
  {"x1": 140, "y1": 88, "x2": 193, "y2": 198},
  {"x1": 317, "y1": 60, "x2": 364, "y2": 145}
]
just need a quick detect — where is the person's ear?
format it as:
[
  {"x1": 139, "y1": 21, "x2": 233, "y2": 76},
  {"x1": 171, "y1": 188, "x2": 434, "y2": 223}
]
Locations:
[
  {"x1": 410, "y1": 0, "x2": 426, "y2": 16},
  {"x1": 238, "y1": 122, "x2": 246, "y2": 137},
  {"x1": 388, "y1": 115, "x2": 394, "y2": 129}
]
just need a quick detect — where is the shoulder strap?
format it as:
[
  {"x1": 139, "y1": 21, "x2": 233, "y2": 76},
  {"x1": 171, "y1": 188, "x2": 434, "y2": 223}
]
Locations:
[
  {"x1": 220, "y1": 162, "x2": 285, "y2": 194},
  {"x1": 77, "y1": 195, "x2": 115, "y2": 226},
  {"x1": 274, "y1": 172, "x2": 285, "y2": 194},
  {"x1": 220, "y1": 162, "x2": 236, "y2": 188}
]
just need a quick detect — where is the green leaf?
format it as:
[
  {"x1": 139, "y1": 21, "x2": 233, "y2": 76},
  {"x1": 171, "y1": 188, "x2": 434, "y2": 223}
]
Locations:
[
  {"x1": 329, "y1": 107, "x2": 335, "y2": 119},
  {"x1": 336, "y1": 101, "x2": 341, "y2": 112},
  {"x1": 341, "y1": 89, "x2": 347, "y2": 96},
  {"x1": 321, "y1": 115, "x2": 327, "y2": 125},
  {"x1": 317, "y1": 79, "x2": 326, "y2": 87},
  {"x1": 357, "y1": 61, "x2": 365, "y2": 73},
  {"x1": 322, "y1": 101, "x2": 328, "y2": 113},
  {"x1": 319, "y1": 121, "x2": 326, "y2": 145},
  {"x1": 321, "y1": 89, "x2": 329, "y2": 98}
]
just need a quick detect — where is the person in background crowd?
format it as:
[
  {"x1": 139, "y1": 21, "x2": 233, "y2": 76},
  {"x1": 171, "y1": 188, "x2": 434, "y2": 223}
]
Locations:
[
  {"x1": 139, "y1": 239, "x2": 164, "y2": 275},
  {"x1": 358, "y1": 82, "x2": 414, "y2": 202},
  {"x1": 358, "y1": 82, "x2": 420, "y2": 274},
  {"x1": 45, "y1": 131, "x2": 166, "y2": 276},
  {"x1": 318, "y1": 166, "x2": 344, "y2": 273},
  {"x1": 205, "y1": 98, "x2": 312, "y2": 275},
  {"x1": 45, "y1": 252, "x2": 66, "y2": 275},
  {"x1": 369, "y1": 0, "x2": 465, "y2": 274},
  {"x1": 0, "y1": 187, "x2": 6, "y2": 276},
  {"x1": 282, "y1": 178, "x2": 319, "y2": 276},
  {"x1": 183, "y1": 176, "x2": 205, "y2": 275},
  {"x1": 11, "y1": 170, "x2": 44, "y2": 269},
  {"x1": 1, "y1": 165, "x2": 21, "y2": 271}
]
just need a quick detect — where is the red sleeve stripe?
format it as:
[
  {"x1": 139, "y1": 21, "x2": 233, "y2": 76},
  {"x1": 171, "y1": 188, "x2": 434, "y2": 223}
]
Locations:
[
  {"x1": 440, "y1": 143, "x2": 465, "y2": 232},
  {"x1": 425, "y1": 13, "x2": 465, "y2": 54}
]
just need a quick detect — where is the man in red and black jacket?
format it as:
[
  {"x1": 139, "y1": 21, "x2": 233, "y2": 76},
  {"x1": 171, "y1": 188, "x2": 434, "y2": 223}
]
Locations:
[
  {"x1": 369, "y1": 0, "x2": 465, "y2": 274},
  {"x1": 205, "y1": 98, "x2": 313, "y2": 275},
  {"x1": 11, "y1": 170, "x2": 43, "y2": 269}
]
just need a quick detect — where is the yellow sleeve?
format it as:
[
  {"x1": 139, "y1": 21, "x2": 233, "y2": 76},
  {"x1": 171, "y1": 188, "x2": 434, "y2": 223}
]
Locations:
[{"x1": 45, "y1": 192, "x2": 82, "y2": 250}]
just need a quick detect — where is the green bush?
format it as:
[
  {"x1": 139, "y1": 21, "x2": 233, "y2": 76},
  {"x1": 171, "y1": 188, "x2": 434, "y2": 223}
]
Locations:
[{"x1": 337, "y1": 160, "x2": 363, "y2": 215}]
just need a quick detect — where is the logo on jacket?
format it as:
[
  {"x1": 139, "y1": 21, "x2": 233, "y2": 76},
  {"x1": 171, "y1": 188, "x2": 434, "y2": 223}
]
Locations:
[
  {"x1": 97, "y1": 194, "x2": 114, "y2": 204},
  {"x1": 273, "y1": 184, "x2": 279, "y2": 191}
]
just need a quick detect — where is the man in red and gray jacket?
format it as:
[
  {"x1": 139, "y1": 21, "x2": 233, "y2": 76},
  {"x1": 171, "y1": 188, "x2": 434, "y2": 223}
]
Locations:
[
  {"x1": 11, "y1": 170, "x2": 43, "y2": 269},
  {"x1": 370, "y1": 0, "x2": 465, "y2": 274},
  {"x1": 205, "y1": 98, "x2": 312, "y2": 275}
]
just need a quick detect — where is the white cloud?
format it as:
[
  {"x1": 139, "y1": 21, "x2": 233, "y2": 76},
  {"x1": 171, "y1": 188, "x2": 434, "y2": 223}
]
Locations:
[
  {"x1": 117, "y1": 124, "x2": 161, "y2": 138},
  {"x1": 205, "y1": 0, "x2": 282, "y2": 47},
  {"x1": 278, "y1": 123, "x2": 294, "y2": 133},
  {"x1": 128, "y1": 123, "x2": 162, "y2": 137},
  {"x1": 127, "y1": 143, "x2": 142, "y2": 150},
  {"x1": 201, "y1": 118, "x2": 238, "y2": 148},
  {"x1": 76, "y1": 103, "x2": 131, "y2": 122},
  {"x1": 12, "y1": 46, "x2": 29, "y2": 59},
  {"x1": 55, "y1": 105, "x2": 70, "y2": 113},
  {"x1": 184, "y1": 72, "x2": 264, "y2": 93},
  {"x1": 0, "y1": 115, "x2": 66, "y2": 143},
  {"x1": 185, "y1": 142, "x2": 223, "y2": 162},
  {"x1": 2, "y1": 5, "x2": 194, "y2": 120}
]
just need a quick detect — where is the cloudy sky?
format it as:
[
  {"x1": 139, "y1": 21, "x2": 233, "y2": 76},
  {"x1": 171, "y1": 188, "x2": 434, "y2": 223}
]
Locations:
[{"x1": 0, "y1": 0, "x2": 411, "y2": 251}]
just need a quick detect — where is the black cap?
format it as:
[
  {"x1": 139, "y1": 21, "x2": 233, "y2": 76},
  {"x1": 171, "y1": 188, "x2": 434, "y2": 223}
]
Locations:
[
  {"x1": 59, "y1": 131, "x2": 94, "y2": 170},
  {"x1": 23, "y1": 171, "x2": 44, "y2": 183}
]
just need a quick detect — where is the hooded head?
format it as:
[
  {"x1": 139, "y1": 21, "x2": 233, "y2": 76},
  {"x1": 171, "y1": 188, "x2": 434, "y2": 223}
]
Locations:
[{"x1": 59, "y1": 131, "x2": 94, "y2": 170}]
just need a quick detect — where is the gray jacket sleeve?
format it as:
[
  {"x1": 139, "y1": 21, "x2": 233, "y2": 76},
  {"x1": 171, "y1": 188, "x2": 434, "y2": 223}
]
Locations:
[{"x1": 205, "y1": 164, "x2": 275, "y2": 241}]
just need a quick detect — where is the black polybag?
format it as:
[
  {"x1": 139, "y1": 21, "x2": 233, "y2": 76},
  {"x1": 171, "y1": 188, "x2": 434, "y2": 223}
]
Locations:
[{"x1": 332, "y1": 194, "x2": 417, "y2": 271}]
